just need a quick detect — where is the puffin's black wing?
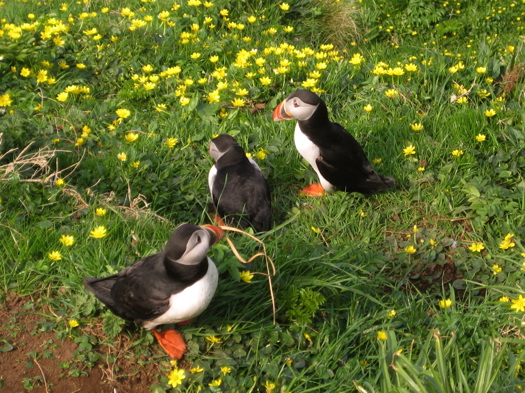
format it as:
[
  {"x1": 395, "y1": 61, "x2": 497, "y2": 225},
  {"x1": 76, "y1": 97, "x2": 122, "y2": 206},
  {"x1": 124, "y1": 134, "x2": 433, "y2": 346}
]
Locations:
[
  {"x1": 212, "y1": 161, "x2": 271, "y2": 232},
  {"x1": 315, "y1": 122, "x2": 394, "y2": 194},
  {"x1": 84, "y1": 253, "x2": 192, "y2": 323}
]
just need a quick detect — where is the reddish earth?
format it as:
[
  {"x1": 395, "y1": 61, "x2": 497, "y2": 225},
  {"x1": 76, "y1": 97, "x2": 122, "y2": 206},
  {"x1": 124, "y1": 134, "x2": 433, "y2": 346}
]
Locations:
[{"x1": 0, "y1": 294, "x2": 164, "y2": 393}]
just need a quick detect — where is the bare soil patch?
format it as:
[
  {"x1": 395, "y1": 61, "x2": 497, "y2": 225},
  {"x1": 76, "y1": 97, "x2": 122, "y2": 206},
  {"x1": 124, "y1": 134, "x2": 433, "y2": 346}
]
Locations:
[{"x1": 0, "y1": 294, "x2": 163, "y2": 393}]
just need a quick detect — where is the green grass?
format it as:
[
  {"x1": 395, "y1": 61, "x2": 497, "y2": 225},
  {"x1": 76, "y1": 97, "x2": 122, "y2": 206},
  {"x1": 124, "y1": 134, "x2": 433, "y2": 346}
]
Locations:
[{"x1": 1, "y1": 0, "x2": 525, "y2": 391}]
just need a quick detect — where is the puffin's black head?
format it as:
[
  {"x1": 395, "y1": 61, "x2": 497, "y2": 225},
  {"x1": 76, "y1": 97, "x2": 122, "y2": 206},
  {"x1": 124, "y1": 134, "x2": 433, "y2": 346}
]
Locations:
[
  {"x1": 273, "y1": 89, "x2": 324, "y2": 122},
  {"x1": 164, "y1": 223, "x2": 225, "y2": 265},
  {"x1": 209, "y1": 134, "x2": 245, "y2": 162}
]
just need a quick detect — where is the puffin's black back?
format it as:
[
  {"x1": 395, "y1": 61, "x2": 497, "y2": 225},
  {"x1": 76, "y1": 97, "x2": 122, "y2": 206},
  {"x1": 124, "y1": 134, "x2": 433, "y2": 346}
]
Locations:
[
  {"x1": 211, "y1": 137, "x2": 272, "y2": 232},
  {"x1": 295, "y1": 91, "x2": 394, "y2": 194},
  {"x1": 83, "y1": 225, "x2": 209, "y2": 324}
]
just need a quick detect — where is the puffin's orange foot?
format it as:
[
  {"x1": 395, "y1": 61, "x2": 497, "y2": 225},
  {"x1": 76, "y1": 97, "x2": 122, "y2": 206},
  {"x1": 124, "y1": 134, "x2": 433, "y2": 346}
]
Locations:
[
  {"x1": 299, "y1": 183, "x2": 326, "y2": 197},
  {"x1": 153, "y1": 328, "x2": 186, "y2": 359},
  {"x1": 212, "y1": 213, "x2": 226, "y2": 227}
]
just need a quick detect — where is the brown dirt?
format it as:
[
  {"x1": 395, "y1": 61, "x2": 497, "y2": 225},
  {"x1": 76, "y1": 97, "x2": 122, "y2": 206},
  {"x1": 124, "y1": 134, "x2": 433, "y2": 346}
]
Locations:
[{"x1": 0, "y1": 294, "x2": 164, "y2": 393}]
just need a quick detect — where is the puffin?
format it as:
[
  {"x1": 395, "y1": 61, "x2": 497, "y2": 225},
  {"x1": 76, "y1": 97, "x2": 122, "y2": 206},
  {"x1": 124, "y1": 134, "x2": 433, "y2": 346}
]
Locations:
[
  {"x1": 208, "y1": 134, "x2": 272, "y2": 232},
  {"x1": 83, "y1": 223, "x2": 225, "y2": 359},
  {"x1": 273, "y1": 89, "x2": 395, "y2": 196}
]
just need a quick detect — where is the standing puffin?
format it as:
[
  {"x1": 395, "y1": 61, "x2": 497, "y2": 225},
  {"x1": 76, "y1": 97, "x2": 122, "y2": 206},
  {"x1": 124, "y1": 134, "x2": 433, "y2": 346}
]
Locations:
[
  {"x1": 83, "y1": 223, "x2": 225, "y2": 359},
  {"x1": 273, "y1": 89, "x2": 395, "y2": 196},
  {"x1": 208, "y1": 134, "x2": 272, "y2": 232}
]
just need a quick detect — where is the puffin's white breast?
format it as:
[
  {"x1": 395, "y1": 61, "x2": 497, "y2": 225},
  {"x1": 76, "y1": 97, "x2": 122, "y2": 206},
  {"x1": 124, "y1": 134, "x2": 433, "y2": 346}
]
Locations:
[
  {"x1": 142, "y1": 258, "x2": 218, "y2": 329},
  {"x1": 293, "y1": 123, "x2": 335, "y2": 191},
  {"x1": 208, "y1": 165, "x2": 217, "y2": 198}
]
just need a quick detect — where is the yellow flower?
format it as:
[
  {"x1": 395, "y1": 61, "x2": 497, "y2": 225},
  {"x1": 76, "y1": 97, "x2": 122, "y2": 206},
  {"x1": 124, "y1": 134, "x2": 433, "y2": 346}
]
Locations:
[
  {"x1": 130, "y1": 161, "x2": 140, "y2": 168},
  {"x1": 280, "y1": 3, "x2": 290, "y2": 11},
  {"x1": 410, "y1": 122, "x2": 424, "y2": 131},
  {"x1": 377, "y1": 330, "x2": 387, "y2": 341},
  {"x1": 384, "y1": 89, "x2": 399, "y2": 98},
  {"x1": 372, "y1": 158, "x2": 382, "y2": 164},
  {"x1": 499, "y1": 233, "x2": 515, "y2": 250},
  {"x1": 68, "y1": 319, "x2": 79, "y2": 328},
  {"x1": 95, "y1": 208, "x2": 107, "y2": 216},
  {"x1": 56, "y1": 92, "x2": 69, "y2": 102},
  {"x1": 257, "y1": 149, "x2": 269, "y2": 160},
  {"x1": 20, "y1": 67, "x2": 31, "y2": 77},
  {"x1": 48, "y1": 251, "x2": 62, "y2": 261},
  {"x1": 165, "y1": 138, "x2": 178, "y2": 148},
  {"x1": 452, "y1": 149, "x2": 464, "y2": 157},
  {"x1": 476, "y1": 134, "x2": 486, "y2": 142},
  {"x1": 36, "y1": 69, "x2": 48, "y2": 83},
  {"x1": 116, "y1": 108, "x2": 131, "y2": 118},
  {"x1": 439, "y1": 298, "x2": 452, "y2": 309},
  {"x1": 350, "y1": 53, "x2": 365, "y2": 65},
  {"x1": 507, "y1": 46, "x2": 515, "y2": 53},
  {"x1": 90, "y1": 226, "x2": 107, "y2": 239},
  {"x1": 404, "y1": 245, "x2": 417, "y2": 254},
  {"x1": 206, "y1": 335, "x2": 223, "y2": 343},
  {"x1": 510, "y1": 295, "x2": 525, "y2": 312},
  {"x1": 492, "y1": 264, "x2": 503, "y2": 275},
  {"x1": 167, "y1": 368, "x2": 186, "y2": 388},
  {"x1": 221, "y1": 366, "x2": 232, "y2": 375},
  {"x1": 125, "y1": 133, "x2": 139, "y2": 143},
  {"x1": 55, "y1": 178, "x2": 66, "y2": 187},
  {"x1": 476, "y1": 66, "x2": 487, "y2": 74},
  {"x1": 429, "y1": 239, "x2": 438, "y2": 246},
  {"x1": 190, "y1": 365, "x2": 204, "y2": 374},
  {"x1": 456, "y1": 97, "x2": 468, "y2": 104},
  {"x1": 484, "y1": 108, "x2": 496, "y2": 117},
  {"x1": 303, "y1": 332, "x2": 312, "y2": 342},
  {"x1": 76, "y1": 63, "x2": 86, "y2": 69},
  {"x1": 59, "y1": 235, "x2": 75, "y2": 247},
  {"x1": 142, "y1": 64, "x2": 154, "y2": 73},
  {"x1": 240, "y1": 271, "x2": 254, "y2": 283},
  {"x1": 248, "y1": 15, "x2": 257, "y2": 23},
  {"x1": 387, "y1": 309, "x2": 396, "y2": 318},
  {"x1": 117, "y1": 152, "x2": 127, "y2": 161},
  {"x1": 264, "y1": 381, "x2": 277, "y2": 393},
  {"x1": 363, "y1": 104, "x2": 373, "y2": 113},
  {"x1": 180, "y1": 97, "x2": 190, "y2": 106},
  {"x1": 468, "y1": 242, "x2": 484, "y2": 252},
  {"x1": 477, "y1": 89, "x2": 490, "y2": 98},
  {"x1": 0, "y1": 93, "x2": 13, "y2": 107},
  {"x1": 207, "y1": 90, "x2": 220, "y2": 103},
  {"x1": 499, "y1": 296, "x2": 510, "y2": 303},
  {"x1": 260, "y1": 76, "x2": 272, "y2": 86},
  {"x1": 418, "y1": 167, "x2": 425, "y2": 172},
  {"x1": 231, "y1": 98, "x2": 245, "y2": 107},
  {"x1": 209, "y1": 379, "x2": 222, "y2": 387},
  {"x1": 404, "y1": 63, "x2": 418, "y2": 72},
  {"x1": 403, "y1": 144, "x2": 416, "y2": 156},
  {"x1": 210, "y1": 55, "x2": 219, "y2": 63}
]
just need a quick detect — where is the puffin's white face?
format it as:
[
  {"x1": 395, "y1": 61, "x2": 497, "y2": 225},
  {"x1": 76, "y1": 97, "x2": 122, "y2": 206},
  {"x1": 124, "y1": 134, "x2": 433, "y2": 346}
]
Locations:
[
  {"x1": 209, "y1": 141, "x2": 227, "y2": 162},
  {"x1": 165, "y1": 224, "x2": 225, "y2": 266},
  {"x1": 283, "y1": 96, "x2": 319, "y2": 121},
  {"x1": 176, "y1": 228, "x2": 213, "y2": 266}
]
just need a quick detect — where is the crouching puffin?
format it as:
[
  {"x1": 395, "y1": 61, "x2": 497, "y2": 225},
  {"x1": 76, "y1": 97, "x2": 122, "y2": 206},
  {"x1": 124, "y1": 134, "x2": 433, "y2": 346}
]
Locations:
[
  {"x1": 208, "y1": 134, "x2": 272, "y2": 232},
  {"x1": 83, "y1": 223, "x2": 225, "y2": 359},
  {"x1": 273, "y1": 89, "x2": 395, "y2": 196}
]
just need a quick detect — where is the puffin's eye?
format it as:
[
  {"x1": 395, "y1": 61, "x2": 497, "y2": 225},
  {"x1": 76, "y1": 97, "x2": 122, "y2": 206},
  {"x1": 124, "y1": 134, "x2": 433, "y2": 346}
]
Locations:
[{"x1": 293, "y1": 100, "x2": 299, "y2": 107}]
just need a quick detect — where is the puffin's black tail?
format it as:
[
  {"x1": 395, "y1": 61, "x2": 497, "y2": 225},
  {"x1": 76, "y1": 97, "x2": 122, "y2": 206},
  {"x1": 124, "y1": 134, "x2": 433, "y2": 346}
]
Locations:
[
  {"x1": 83, "y1": 276, "x2": 117, "y2": 308},
  {"x1": 359, "y1": 171, "x2": 396, "y2": 194}
]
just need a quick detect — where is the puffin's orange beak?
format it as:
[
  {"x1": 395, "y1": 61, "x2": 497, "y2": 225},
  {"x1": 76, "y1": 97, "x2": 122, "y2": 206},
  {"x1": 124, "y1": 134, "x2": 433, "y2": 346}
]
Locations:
[
  {"x1": 273, "y1": 100, "x2": 293, "y2": 121},
  {"x1": 201, "y1": 225, "x2": 225, "y2": 245}
]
